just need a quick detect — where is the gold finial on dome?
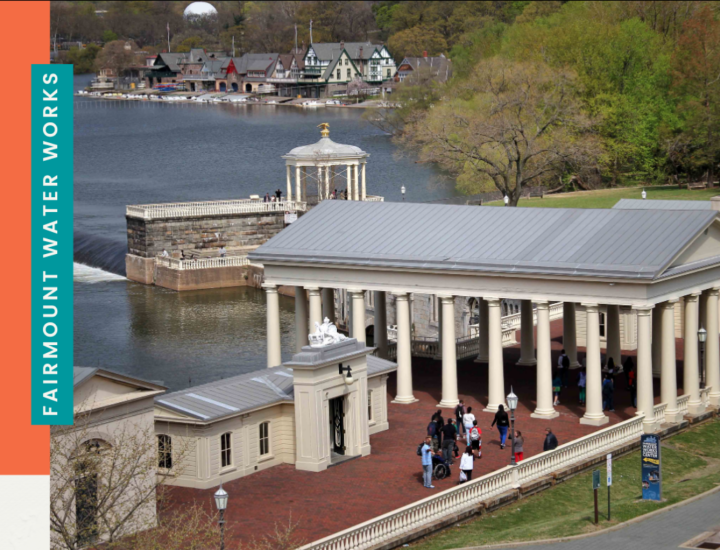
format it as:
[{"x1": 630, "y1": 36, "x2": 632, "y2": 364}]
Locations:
[{"x1": 317, "y1": 122, "x2": 330, "y2": 138}]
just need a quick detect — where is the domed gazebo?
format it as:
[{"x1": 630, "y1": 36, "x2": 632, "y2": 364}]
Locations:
[{"x1": 282, "y1": 123, "x2": 370, "y2": 203}]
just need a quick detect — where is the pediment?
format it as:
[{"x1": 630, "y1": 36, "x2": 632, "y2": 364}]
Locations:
[
  {"x1": 154, "y1": 404, "x2": 196, "y2": 421},
  {"x1": 669, "y1": 218, "x2": 720, "y2": 270}
]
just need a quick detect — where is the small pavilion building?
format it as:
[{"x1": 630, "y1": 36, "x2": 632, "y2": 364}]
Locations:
[{"x1": 250, "y1": 200, "x2": 720, "y2": 433}]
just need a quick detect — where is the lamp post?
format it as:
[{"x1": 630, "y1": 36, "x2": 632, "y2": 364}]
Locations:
[
  {"x1": 641, "y1": 188, "x2": 647, "y2": 200},
  {"x1": 506, "y1": 387, "x2": 518, "y2": 466},
  {"x1": 401, "y1": 185, "x2": 406, "y2": 202},
  {"x1": 698, "y1": 327, "x2": 707, "y2": 388},
  {"x1": 214, "y1": 484, "x2": 229, "y2": 550},
  {"x1": 503, "y1": 195, "x2": 509, "y2": 206}
]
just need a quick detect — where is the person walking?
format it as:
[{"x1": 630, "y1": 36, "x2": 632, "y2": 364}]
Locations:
[
  {"x1": 512, "y1": 430, "x2": 524, "y2": 462},
  {"x1": 558, "y1": 349, "x2": 570, "y2": 387},
  {"x1": 553, "y1": 372, "x2": 562, "y2": 406},
  {"x1": 627, "y1": 364, "x2": 637, "y2": 408},
  {"x1": 462, "y1": 406, "x2": 476, "y2": 446},
  {"x1": 433, "y1": 411, "x2": 444, "y2": 450},
  {"x1": 421, "y1": 436, "x2": 434, "y2": 489},
  {"x1": 602, "y1": 373, "x2": 615, "y2": 412},
  {"x1": 543, "y1": 428, "x2": 559, "y2": 451},
  {"x1": 470, "y1": 420, "x2": 481, "y2": 457},
  {"x1": 459, "y1": 446, "x2": 474, "y2": 483},
  {"x1": 454, "y1": 400, "x2": 466, "y2": 439},
  {"x1": 578, "y1": 369, "x2": 587, "y2": 406},
  {"x1": 491, "y1": 405, "x2": 510, "y2": 449},
  {"x1": 264, "y1": 192, "x2": 270, "y2": 202},
  {"x1": 426, "y1": 415, "x2": 439, "y2": 451},
  {"x1": 441, "y1": 419, "x2": 457, "y2": 464}
]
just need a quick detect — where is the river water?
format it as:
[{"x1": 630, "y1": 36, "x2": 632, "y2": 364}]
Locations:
[{"x1": 73, "y1": 74, "x2": 457, "y2": 390}]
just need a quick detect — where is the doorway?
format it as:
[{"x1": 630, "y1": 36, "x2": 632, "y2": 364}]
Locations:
[{"x1": 329, "y1": 396, "x2": 345, "y2": 455}]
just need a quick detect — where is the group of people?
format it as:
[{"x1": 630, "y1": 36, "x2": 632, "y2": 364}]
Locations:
[{"x1": 263, "y1": 189, "x2": 284, "y2": 202}]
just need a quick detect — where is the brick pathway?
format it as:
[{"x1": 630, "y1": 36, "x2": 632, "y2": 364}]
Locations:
[{"x1": 165, "y1": 319, "x2": 680, "y2": 546}]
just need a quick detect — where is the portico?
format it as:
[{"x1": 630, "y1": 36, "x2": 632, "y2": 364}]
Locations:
[{"x1": 249, "y1": 201, "x2": 720, "y2": 432}]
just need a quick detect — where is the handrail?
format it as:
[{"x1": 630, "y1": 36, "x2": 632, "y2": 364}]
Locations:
[
  {"x1": 156, "y1": 255, "x2": 249, "y2": 271},
  {"x1": 677, "y1": 394, "x2": 690, "y2": 415},
  {"x1": 701, "y1": 386, "x2": 713, "y2": 406},
  {"x1": 653, "y1": 402, "x2": 667, "y2": 424},
  {"x1": 296, "y1": 415, "x2": 645, "y2": 550},
  {"x1": 127, "y1": 200, "x2": 306, "y2": 220}
]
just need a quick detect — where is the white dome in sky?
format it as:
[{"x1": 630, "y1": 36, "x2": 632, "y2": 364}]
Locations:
[{"x1": 184, "y1": 2, "x2": 218, "y2": 18}]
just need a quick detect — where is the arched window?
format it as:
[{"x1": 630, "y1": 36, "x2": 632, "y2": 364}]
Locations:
[
  {"x1": 157, "y1": 434, "x2": 172, "y2": 469},
  {"x1": 220, "y1": 432, "x2": 232, "y2": 468},
  {"x1": 74, "y1": 439, "x2": 107, "y2": 546},
  {"x1": 259, "y1": 422, "x2": 270, "y2": 456}
]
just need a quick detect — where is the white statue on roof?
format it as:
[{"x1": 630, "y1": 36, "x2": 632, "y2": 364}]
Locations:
[{"x1": 309, "y1": 317, "x2": 347, "y2": 347}]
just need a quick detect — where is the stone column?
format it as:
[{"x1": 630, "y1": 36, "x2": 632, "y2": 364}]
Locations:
[
  {"x1": 706, "y1": 288, "x2": 720, "y2": 406},
  {"x1": 286, "y1": 165, "x2": 292, "y2": 201},
  {"x1": 484, "y1": 298, "x2": 506, "y2": 412},
  {"x1": 475, "y1": 298, "x2": 489, "y2": 363},
  {"x1": 325, "y1": 165, "x2": 330, "y2": 199},
  {"x1": 563, "y1": 302, "x2": 580, "y2": 368},
  {"x1": 581, "y1": 304, "x2": 609, "y2": 426},
  {"x1": 321, "y1": 288, "x2": 335, "y2": 323},
  {"x1": 349, "y1": 289, "x2": 366, "y2": 343},
  {"x1": 684, "y1": 293, "x2": 705, "y2": 415},
  {"x1": 606, "y1": 304, "x2": 621, "y2": 368},
  {"x1": 532, "y1": 301, "x2": 559, "y2": 418},
  {"x1": 661, "y1": 300, "x2": 683, "y2": 423},
  {"x1": 652, "y1": 303, "x2": 663, "y2": 377},
  {"x1": 307, "y1": 287, "x2": 322, "y2": 332},
  {"x1": 354, "y1": 163, "x2": 360, "y2": 201},
  {"x1": 517, "y1": 299, "x2": 536, "y2": 366},
  {"x1": 264, "y1": 284, "x2": 282, "y2": 368},
  {"x1": 317, "y1": 167, "x2": 323, "y2": 199},
  {"x1": 295, "y1": 166, "x2": 301, "y2": 202},
  {"x1": 438, "y1": 295, "x2": 459, "y2": 408},
  {"x1": 294, "y1": 286, "x2": 309, "y2": 352},
  {"x1": 374, "y1": 291, "x2": 388, "y2": 359},
  {"x1": 347, "y1": 165, "x2": 354, "y2": 200},
  {"x1": 361, "y1": 162, "x2": 367, "y2": 200},
  {"x1": 436, "y1": 296, "x2": 443, "y2": 358},
  {"x1": 635, "y1": 306, "x2": 658, "y2": 432},
  {"x1": 392, "y1": 292, "x2": 417, "y2": 403},
  {"x1": 302, "y1": 166, "x2": 307, "y2": 201}
]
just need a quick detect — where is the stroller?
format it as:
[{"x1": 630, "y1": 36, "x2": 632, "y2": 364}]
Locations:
[{"x1": 432, "y1": 453, "x2": 451, "y2": 480}]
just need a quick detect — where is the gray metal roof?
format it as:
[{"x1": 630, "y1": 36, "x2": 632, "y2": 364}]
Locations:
[
  {"x1": 249, "y1": 201, "x2": 719, "y2": 281},
  {"x1": 155, "y1": 355, "x2": 396, "y2": 422},
  {"x1": 74, "y1": 366, "x2": 97, "y2": 388},
  {"x1": 613, "y1": 199, "x2": 713, "y2": 210},
  {"x1": 284, "y1": 136, "x2": 367, "y2": 160},
  {"x1": 309, "y1": 42, "x2": 377, "y2": 61}
]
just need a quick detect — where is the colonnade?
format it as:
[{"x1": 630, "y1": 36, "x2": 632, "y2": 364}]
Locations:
[
  {"x1": 264, "y1": 283, "x2": 720, "y2": 431},
  {"x1": 285, "y1": 162, "x2": 367, "y2": 202}
]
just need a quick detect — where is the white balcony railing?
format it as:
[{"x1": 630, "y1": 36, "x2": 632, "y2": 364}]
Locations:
[
  {"x1": 156, "y1": 255, "x2": 249, "y2": 271},
  {"x1": 677, "y1": 394, "x2": 690, "y2": 415},
  {"x1": 653, "y1": 402, "x2": 667, "y2": 424},
  {"x1": 297, "y1": 415, "x2": 645, "y2": 550},
  {"x1": 364, "y1": 195, "x2": 385, "y2": 202},
  {"x1": 701, "y1": 386, "x2": 713, "y2": 406},
  {"x1": 127, "y1": 199, "x2": 307, "y2": 220}
]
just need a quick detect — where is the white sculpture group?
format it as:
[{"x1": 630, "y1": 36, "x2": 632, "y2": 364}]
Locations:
[{"x1": 309, "y1": 317, "x2": 347, "y2": 347}]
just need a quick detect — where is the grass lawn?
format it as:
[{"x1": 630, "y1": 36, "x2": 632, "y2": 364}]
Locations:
[
  {"x1": 410, "y1": 419, "x2": 720, "y2": 550},
  {"x1": 485, "y1": 186, "x2": 720, "y2": 209}
]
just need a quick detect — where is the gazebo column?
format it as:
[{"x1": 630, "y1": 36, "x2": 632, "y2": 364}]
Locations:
[
  {"x1": 705, "y1": 288, "x2": 720, "y2": 406},
  {"x1": 606, "y1": 304, "x2": 621, "y2": 368},
  {"x1": 474, "y1": 298, "x2": 489, "y2": 363},
  {"x1": 295, "y1": 166, "x2": 301, "y2": 202},
  {"x1": 374, "y1": 291, "x2": 388, "y2": 359},
  {"x1": 307, "y1": 287, "x2": 322, "y2": 332},
  {"x1": 349, "y1": 289, "x2": 366, "y2": 343},
  {"x1": 532, "y1": 301, "x2": 558, "y2": 419},
  {"x1": 354, "y1": 163, "x2": 360, "y2": 201},
  {"x1": 484, "y1": 298, "x2": 506, "y2": 412},
  {"x1": 517, "y1": 299, "x2": 536, "y2": 366},
  {"x1": 264, "y1": 284, "x2": 282, "y2": 368},
  {"x1": 361, "y1": 162, "x2": 367, "y2": 200},
  {"x1": 652, "y1": 303, "x2": 663, "y2": 377},
  {"x1": 321, "y1": 288, "x2": 335, "y2": 323},
  {"x1": 684, "y1": 293, "x2": 704, "y2": 415},
  {"x1": 295, "y1": 286, "x2": 309, "y2": 352},
  {"x1": 438, "y1": 295, "x2": 459, "y2": 408},
  {"x1": 635, "y1": 306, "x2": 659, "y2": 432},
  {"x1": 317, "y1": 167, "x2": 323, "y2": 199},
  {"x1": 325, "y1": 165, "x2": 330, "y2": 199},
  {"x1": 286, "y1": 165, "x2": 292, "y2": 202},
  {"x1": 392, "y1": 292, "x2": 418, "y2": 404},
  {"x1": 563, "y1": 302, "x2": 580, "y2": 368},
  {"x1": 580, "y1": 303, "x2": 609, "y2": 426},
  {"x1": 661, "y1": 300, "x2": 683, "y2": 423}
]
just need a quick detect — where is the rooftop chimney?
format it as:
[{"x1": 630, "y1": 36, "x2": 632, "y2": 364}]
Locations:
[{"x1": 423, "y1": 50, "x2": 428, "y2": 58}]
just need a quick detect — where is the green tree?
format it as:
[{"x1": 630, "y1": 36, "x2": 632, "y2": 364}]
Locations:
[
  {"x1": 65, "y1": 44, "x2": 101, "y2": 74},
  {"x1": 103, "y1": 30, "x2": 119, "y2": 43},
  {"x1": 387, "y1": 25, "x2": 448, "y2": 59}
]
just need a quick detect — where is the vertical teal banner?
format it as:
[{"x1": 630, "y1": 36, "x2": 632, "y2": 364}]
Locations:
[{"x1": 31, "y1": 64, "x2": 73, "y2": 425}]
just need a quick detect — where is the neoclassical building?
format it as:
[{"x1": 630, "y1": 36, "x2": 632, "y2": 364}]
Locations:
[{"x1": 250, "y1": 200, "x2": 720, "y2": 433}]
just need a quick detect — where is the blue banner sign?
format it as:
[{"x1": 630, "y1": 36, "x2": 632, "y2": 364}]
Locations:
[
  {"x1": 641, "y1": 434, "x2": 661, "y2": 501},
  {"x1": 31, "y1": 64, "x2": 73, "y2": 425}
]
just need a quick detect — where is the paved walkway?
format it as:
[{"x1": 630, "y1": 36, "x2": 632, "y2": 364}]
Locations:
[
  {"x1": 165, "y1": 319, "x2": 680, "y2": 546},
  {"x1": 504, "y1": 489, "x2": 720, "y2": 550}
]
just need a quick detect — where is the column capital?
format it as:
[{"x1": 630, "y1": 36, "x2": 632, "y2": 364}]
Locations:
[
  {"x1": 706, "y1": 288, "x2": 720, "y2": 296},
  {"x1": 304, "y1": 286, "x2": 320, "y2": 292},
  {"x1": 686, "y1": 292, "x2": 701, "y2": 301},
  {"x1": 437, "y1": 294, "x2": 455, "y2": 303},
  {"x1": 632, "y1": 305, "x2": 654, "y2": 315},
  {"x1": 662, "y1": 299, "x2": 679, "y2": 308},
  {"x1": 391, "y1": 291, "x2": 409, "y2": 300},
  {"x1": 581, "y1": 302, "x2": 599, "y2": 311},
  {"x1": 347, "y1": 288, "x2": 365, "y2": 296},
  {"x1": 485, "y1": 297, "x2": 501, "y2": 305},
  {"x1": 262, "y1": 283, "x2": 277, "y2": 292},
  {"x1": 535, "y1": 300, "x2": 549, "y2": 309}
]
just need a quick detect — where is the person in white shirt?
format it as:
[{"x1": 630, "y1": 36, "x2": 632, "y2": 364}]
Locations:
[
  {"x1": 459, "y1": 446, "x2": 474, "y2": 482},
  {"x1": 161, "y1": 249, "x2": 169, "y2": 257},
  {"x1": 462, "y1": 406, "x2": 476, "y2": 446}
]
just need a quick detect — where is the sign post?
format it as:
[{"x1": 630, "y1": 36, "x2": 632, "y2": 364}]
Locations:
[
  {"x1": 641, "y1": 434, "x2": 662, "y2": 501},
  {"x1": 592, "y1": 469, "x2": 600, "y2": 525},
  {"x1": 606, "y1": 453, "x2": 612, "y2": 521}
]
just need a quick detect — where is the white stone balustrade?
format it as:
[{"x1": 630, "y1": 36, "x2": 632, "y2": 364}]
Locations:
[
  {"x1": 127, "y1": 199, "x2": 307, "y2": 220},
  {"x1": 701, "y1": 386, "x2": 713, "y2": 406},
  {"x1": 653, "y1": 402, "x2": 668, "y2": 425},
  {"x1": 295, "y1": 415, "x2": 645, "y2": 550},
  {"x1": 677, "y1": 394, "x2": 690, "y2": 415},
  {"x1": 364, "y1": 195, "x2": 385, "y2": 202},
  {"x1": 156, "y1": 255, "x2": 249, "y2": 270}
]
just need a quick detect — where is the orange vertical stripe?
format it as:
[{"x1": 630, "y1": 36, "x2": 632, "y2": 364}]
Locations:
[{"x1": 0, "y1": 1, "x2": 51, "y2": 474}]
